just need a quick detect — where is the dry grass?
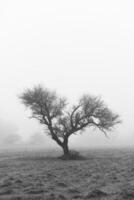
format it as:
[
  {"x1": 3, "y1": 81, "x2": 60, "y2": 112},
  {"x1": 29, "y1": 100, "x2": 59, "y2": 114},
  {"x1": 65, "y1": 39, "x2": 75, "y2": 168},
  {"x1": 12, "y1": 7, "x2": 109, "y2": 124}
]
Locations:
[{"x1": 0, "y1": 148, "x2": 134, "y2": 199}]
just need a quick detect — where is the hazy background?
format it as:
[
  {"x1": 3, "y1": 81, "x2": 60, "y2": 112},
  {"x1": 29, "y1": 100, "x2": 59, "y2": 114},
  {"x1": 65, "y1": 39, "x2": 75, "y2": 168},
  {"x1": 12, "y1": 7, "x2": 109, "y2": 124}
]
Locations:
[{"x1": 0, "y1": 0, "x2": 133, "y2": 150}]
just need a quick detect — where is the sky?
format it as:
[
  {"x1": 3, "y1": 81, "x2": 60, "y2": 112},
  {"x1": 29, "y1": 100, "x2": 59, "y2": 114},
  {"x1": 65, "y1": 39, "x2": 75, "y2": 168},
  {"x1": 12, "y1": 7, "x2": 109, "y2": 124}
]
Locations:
[{"x1": 0, "y1": 0, "x2": 134, "y2": 149}]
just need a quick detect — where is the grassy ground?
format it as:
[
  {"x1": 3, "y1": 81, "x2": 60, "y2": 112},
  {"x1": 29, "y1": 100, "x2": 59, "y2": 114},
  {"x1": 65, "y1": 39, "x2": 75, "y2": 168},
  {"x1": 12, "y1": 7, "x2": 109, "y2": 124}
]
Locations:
[{"x1": 0, "y1": 148, "x2": 134, "y2": 199}]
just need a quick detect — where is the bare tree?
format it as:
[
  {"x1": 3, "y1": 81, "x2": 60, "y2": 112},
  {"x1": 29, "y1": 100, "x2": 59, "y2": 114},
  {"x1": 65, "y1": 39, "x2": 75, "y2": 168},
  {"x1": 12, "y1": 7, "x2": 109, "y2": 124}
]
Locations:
[{"x1": 19, "y1": 85, "x2": 121, "y2": 157}]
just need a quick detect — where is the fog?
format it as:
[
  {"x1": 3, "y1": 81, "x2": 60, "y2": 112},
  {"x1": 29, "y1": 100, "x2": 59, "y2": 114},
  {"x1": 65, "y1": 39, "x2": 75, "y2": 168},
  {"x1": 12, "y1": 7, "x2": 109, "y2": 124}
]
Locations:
[{"x1": 0, "y1": 0, "x2": 134, "y2": 150}]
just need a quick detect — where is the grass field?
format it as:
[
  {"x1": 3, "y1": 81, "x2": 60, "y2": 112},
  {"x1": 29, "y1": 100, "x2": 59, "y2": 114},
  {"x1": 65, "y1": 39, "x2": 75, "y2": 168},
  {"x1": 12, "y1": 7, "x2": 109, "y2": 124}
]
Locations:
[{"x1": 0, "y1": 148, "x2": 134, "y2": 199}]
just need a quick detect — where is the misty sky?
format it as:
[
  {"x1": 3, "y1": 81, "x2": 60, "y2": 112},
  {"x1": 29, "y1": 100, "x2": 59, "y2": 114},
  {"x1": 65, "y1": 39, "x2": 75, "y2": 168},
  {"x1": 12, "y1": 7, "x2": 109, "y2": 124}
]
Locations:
[{"x1": 0, "y1": 0, "x2": 134, "y2": 148}]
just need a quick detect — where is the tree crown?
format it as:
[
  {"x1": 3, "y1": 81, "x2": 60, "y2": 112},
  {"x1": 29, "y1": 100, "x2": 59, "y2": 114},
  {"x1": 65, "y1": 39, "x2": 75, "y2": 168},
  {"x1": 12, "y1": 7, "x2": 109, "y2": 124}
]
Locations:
[{"x1": 20, "y1": 85, "x2": 121, "y2": 141}]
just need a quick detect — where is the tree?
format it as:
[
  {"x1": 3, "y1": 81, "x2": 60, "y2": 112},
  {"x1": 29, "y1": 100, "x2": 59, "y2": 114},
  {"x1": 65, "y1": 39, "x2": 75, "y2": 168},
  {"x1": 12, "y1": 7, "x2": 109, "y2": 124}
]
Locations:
[{"x1": 19, "y1": 85, "x2": 121, "y2": 157}]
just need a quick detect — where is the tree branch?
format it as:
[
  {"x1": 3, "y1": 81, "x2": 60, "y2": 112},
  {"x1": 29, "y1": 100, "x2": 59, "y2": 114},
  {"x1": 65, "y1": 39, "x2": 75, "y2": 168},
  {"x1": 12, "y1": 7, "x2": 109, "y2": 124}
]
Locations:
[{"x1": 70, "y1": 105, "x2": 81, "y2": 128}]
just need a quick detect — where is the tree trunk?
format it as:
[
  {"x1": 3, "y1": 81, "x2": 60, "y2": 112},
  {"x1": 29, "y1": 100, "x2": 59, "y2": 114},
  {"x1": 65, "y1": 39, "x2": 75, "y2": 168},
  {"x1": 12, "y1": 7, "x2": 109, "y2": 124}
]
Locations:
[
  {"x1": 63, "y1": 143, "x2": 69, "y2": 155},
  {"x1": 62, "y1": 137, "x2": 69, "y2": 156}
]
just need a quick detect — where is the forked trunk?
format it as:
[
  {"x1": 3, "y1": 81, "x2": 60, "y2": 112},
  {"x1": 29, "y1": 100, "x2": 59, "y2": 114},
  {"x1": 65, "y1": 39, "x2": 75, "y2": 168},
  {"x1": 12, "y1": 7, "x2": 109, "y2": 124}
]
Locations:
[{"x1": 52, "y1": 133, "x2": 70, "y2": 157}]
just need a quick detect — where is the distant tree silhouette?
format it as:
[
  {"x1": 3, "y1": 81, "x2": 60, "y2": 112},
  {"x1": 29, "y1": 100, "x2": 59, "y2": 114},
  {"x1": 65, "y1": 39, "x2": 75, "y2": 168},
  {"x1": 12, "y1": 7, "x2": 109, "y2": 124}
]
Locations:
[{"x1": 19, "y1": 85, "x2": 121, "y2": 158}]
